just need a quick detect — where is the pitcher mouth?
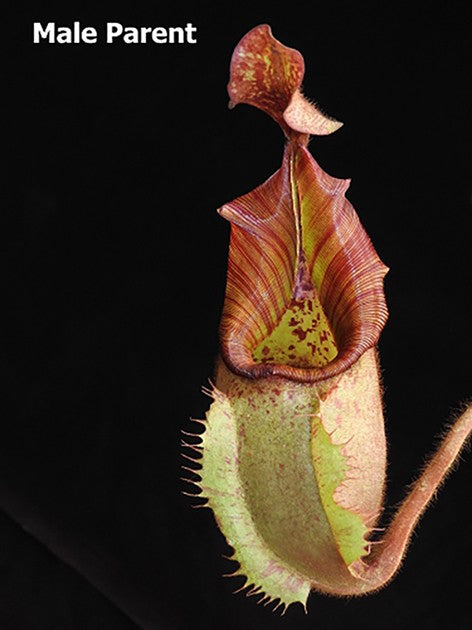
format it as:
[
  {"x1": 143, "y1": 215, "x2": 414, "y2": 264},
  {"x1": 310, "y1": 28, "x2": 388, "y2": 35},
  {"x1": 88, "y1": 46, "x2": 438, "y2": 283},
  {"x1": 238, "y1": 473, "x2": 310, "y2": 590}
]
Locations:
[
  {"x1": 218, "y1": 145, "x2": 388, "y2": 384},
  {"x1": 220, "y1": 295, "x2": 387, "y2": 384}
]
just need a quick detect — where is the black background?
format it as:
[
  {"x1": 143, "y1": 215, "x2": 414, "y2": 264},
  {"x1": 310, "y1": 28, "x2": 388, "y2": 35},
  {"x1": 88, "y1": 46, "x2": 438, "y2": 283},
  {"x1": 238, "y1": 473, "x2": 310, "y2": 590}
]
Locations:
[{"x1": 5, "y1": 2, "x2": 471, "y2": 628}]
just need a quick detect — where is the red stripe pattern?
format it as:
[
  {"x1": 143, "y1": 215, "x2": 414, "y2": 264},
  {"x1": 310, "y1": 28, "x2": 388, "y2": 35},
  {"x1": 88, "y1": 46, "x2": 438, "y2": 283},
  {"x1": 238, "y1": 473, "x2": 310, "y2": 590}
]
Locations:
[{"x1": 219, "y1": 144, "x2": 388, "y2": 383}]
